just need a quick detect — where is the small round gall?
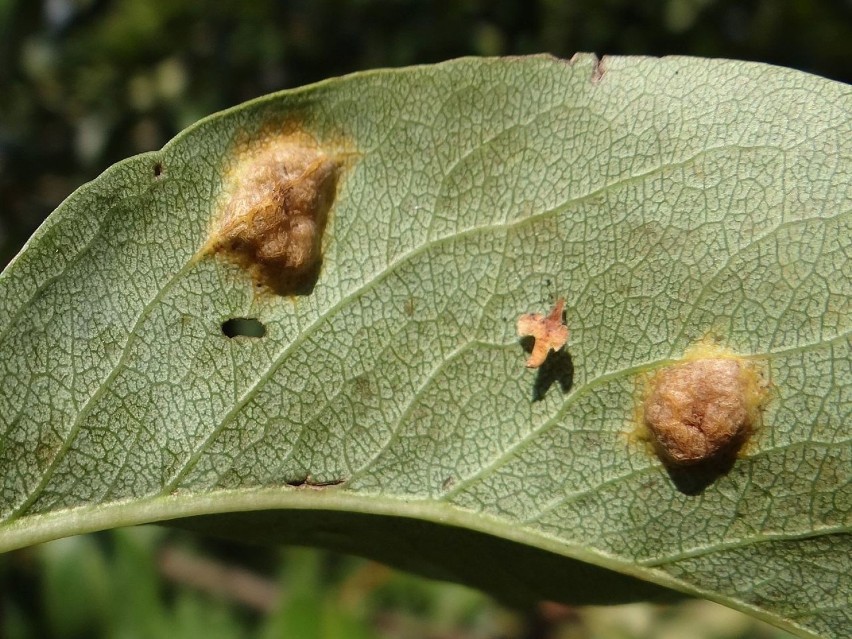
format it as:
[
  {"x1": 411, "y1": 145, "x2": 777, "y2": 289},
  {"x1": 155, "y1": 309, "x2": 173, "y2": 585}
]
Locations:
[{"x1": 643, "y1": 356, "x2": 767, "y2": 466}]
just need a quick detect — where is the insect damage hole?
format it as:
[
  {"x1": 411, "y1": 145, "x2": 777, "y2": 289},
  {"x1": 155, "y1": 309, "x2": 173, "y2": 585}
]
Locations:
[
  {"x1": 221, "y1": 317, "x2": 266, "y2": 338},
  {"x1": 642, "y1": 350, "x2": 768, "y2": 466},
  {"x1": 204, "y1": 132, "x2": 344, "y2": 296}
]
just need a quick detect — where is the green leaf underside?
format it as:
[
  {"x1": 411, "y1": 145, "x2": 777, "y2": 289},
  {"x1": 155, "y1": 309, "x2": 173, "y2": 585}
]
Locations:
[{"x1": 0, "y1": 55, "x2": 849, "y2": 637}]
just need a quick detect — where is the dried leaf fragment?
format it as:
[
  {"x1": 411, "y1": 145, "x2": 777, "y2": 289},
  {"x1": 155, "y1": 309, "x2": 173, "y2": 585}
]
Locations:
[{"x1": 517, "y1": 299, "x2": 570, "y2": 368}]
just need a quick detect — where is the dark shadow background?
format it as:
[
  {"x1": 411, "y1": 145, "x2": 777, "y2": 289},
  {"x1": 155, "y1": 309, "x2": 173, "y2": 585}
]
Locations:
[{"x1": 0, "y1": 0, "x2": 850, "y2": 267}]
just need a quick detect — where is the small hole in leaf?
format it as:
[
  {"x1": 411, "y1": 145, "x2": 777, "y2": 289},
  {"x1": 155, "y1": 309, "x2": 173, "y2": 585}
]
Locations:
[
  {"x1": 153, "y1": 162, "x2": 164, "y2": 177},
  {"x1": 221, "y1": 317, "x2": 266, "y2": 338}
]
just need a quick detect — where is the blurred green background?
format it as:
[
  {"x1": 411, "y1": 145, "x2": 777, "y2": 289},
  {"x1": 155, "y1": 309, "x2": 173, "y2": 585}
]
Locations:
[
  {"x1": 0, "y1": 0, "x2": 849, "y2": 637},
  {"x1": 2, "y1": 527, "x2": 802, "y2": 639}
]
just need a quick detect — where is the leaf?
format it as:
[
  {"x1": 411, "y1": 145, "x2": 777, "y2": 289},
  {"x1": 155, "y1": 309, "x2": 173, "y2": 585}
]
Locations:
[{"x1": 0, "y1": 55, "x2": 849, "y2": 637}]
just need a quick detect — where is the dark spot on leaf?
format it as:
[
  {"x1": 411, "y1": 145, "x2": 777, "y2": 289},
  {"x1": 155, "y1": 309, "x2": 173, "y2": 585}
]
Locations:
[
  {"x1": 353, "y1": 375, "x2": 373, "y2": 400},
  {"x1": 404, "y1": 297, "x2": 416, "y2": 317},
  {"x1": 221, "y1": 317, "x2": 266, "y2": 338},
  {"x1": 285, "y1": 474, "x2": 345, "y2": 488},
  {"x1": 153, "y1": 162, "x2": 164, "y2": 178},
  {"x1": 314, "y1": 478, "x2": 345, "y2": 487},
  {"x1": 35, "y1": 434, "x2": 62, "y2": 470}
]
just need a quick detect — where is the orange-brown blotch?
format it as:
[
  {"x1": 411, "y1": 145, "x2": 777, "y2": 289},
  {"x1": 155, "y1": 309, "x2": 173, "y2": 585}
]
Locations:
[
  {"x1": 205, "y1": 132, "x2": 341, "y2": 295},
  {"x1": 642, "y1": 345, "x2": 768, "y2": 466}
]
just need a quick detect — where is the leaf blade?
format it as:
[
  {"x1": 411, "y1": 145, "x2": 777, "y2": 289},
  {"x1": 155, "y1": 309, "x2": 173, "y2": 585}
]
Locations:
[{"x1": 1, "y1": 55, "x2": 849, "y2": 637}]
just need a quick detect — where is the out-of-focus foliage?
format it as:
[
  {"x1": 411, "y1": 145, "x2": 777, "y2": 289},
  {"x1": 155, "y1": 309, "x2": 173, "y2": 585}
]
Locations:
[
  {"x1": 0, "y1": 0, "x2": 850, "y2": 264},
  {"x1": 3, "y1": 531, "x2": 797, "y2": 639}
]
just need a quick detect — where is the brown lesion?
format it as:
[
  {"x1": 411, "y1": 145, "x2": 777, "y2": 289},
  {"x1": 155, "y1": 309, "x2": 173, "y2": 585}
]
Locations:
[
  {"x1": 642, "y1": 355, "x2": 768, "y2": 467},
  {"x1": 204, "y1": 130, "x2": 350, "y2": 296}
]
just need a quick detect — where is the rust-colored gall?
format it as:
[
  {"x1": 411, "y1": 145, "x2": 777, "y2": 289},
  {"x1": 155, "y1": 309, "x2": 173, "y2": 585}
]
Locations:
[
  {"x1": 643, "y1": 357, "x2": 766, "y2": 466},
  {"x1": 205, "y1": 134, "x2": 341, "y2": 295}
]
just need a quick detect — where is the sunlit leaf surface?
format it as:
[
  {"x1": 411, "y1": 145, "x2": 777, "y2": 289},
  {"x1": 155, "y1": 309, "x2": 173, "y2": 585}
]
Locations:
[{"x1": 0, "y1": 56, "x2": 848, "y2": 638}]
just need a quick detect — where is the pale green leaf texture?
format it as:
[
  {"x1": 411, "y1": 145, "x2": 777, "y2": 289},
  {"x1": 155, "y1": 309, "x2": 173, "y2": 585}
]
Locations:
[{"x1": 0, "y1": 56, "x2": 849, "y2": 637}]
